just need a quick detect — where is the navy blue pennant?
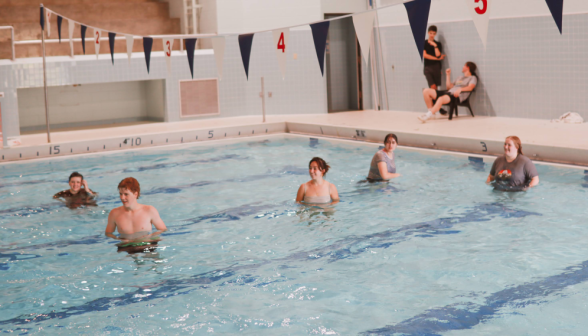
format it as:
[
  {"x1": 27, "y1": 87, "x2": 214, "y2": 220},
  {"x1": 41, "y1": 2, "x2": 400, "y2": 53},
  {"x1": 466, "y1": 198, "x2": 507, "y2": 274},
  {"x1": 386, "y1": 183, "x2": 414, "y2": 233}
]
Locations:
[
  {"x1": 404, "y1": 0, "x2": 431, "y2": 61},
  {"x1": 40, "y1": 6, "x2": 44, "y2": 30},
  {"x1": 185, "y1": 38, "x2": 197, "y2": 78},
  {"x1": 310, "y1": 21, "x2": 330, "y2": 76},
  {"x1": 108, "y1": 32, "x2": 116, "y2": 64},
  {"x1": 238, "y1": 34, "x2": 254, "y2": 80},
  {"x1": 57, "y1": 16, "x2": 63, "y2": 42},
  {"x1": 143, "y1": 37, "x2": 153, "y2": 73},
  {"x1": 545, "y1": 0, "x2": 563, "y2": 34},
  {"x1": 81, "y1": 25, "x2": 87, "y2": 54}
]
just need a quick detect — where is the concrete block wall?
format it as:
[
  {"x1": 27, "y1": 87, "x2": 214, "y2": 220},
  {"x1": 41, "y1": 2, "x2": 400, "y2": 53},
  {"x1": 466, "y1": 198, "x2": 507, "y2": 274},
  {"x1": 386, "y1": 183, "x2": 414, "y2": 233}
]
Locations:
[
  {"x1": 0, "y1": 29, "x2": 328, "y2": 141},
  {"x1": 376, "y1": 0, "x2": 588, "y2": 120},
  {"x1": 378, "y1": 12, "x2": 588, "y2": 120}
]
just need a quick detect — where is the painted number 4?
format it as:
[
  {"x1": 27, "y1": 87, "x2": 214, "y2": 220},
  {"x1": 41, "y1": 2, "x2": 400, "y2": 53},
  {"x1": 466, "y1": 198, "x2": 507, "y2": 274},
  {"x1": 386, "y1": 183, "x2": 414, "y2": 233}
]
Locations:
[
  {"x1": 277, "y1": 32, "x2": 285, "y2": 53},
  {"x1": 474, "y1": 0, "x2": 487, "y2": 14}
]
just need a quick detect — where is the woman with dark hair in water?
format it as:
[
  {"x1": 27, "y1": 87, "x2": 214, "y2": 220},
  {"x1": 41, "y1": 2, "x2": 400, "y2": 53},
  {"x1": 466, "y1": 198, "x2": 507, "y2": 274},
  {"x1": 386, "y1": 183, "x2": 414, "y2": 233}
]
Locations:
[
  {"x1": 367, "y1": 133, "x2": 401, "y2": 181},
  {"x1": 419, "y1": 61, "x2": 478, "y2": 122},
  {"x1": 486, "y1": 136, "x2": 539, "y2": 191},
  {"x1": 296, "y1": 157, "x2": 339, "y2": 204}
]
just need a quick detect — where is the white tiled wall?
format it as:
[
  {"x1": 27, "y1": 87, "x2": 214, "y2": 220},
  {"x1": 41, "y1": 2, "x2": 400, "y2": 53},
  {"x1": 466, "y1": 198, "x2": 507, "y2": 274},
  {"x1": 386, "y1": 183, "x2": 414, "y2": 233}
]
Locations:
[
  {"x1": 0, "y1": 30, "x2": 328, "y2": 140},
  {"x1": 216, "y1": 0, "x2": 321, "y2": 34},
  {"x1": 379, "y1": 12, "x2": 588, "y2": 120},
  {"x1": 17, "y1": 80, "x2": 165, "y2": 131}
]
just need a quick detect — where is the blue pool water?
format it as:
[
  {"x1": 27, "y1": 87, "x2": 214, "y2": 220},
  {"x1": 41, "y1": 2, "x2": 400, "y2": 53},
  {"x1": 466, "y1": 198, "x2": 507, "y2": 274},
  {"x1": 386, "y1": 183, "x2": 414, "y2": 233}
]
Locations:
[{"x1": 1, "y1": 135, "x2": 587, "y2": 335}]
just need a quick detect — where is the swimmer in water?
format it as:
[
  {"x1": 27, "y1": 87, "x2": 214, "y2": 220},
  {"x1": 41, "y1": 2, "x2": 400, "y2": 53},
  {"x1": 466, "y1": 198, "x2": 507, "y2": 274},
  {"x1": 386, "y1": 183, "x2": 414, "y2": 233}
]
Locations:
[
  {"x1": 53, "y1": 172, "x2": 97, "y2": 209},
  {"x1": 296, "y1": 157, "x2": 339, "y2": 205},
  {"x1": 486, "y1": 136, "x2": 539, "y2": 191},
  {"x1": 367, "y1": 133, "x2": 401, "y2": 181},
  {"x1": 105, "y1": 177, "x2": 167, "y2": 251}
]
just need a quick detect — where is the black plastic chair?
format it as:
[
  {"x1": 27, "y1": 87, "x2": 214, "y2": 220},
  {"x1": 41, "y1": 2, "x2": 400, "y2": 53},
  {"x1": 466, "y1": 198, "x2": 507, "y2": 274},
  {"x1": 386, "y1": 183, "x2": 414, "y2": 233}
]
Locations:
[{"x1": 448, "y1": 90, "x2": 475, "y2": 120}]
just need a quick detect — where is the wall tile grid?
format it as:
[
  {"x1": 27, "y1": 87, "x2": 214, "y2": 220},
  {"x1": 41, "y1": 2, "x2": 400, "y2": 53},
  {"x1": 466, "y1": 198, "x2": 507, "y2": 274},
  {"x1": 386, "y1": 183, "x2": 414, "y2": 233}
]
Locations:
[
  {"x1": 0, "y1": 30, "x2": 327, "y2": 139},
  {"x1": 379, "y1": 13, "x2": 588, "y2": 120}
]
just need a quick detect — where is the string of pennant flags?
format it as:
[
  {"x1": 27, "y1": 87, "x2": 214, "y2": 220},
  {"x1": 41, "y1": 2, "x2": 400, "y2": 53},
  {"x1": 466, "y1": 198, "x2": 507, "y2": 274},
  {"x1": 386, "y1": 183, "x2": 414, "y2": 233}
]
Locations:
[{"x1": 39, "y1": 0, "x2": 564, "y2": 80}]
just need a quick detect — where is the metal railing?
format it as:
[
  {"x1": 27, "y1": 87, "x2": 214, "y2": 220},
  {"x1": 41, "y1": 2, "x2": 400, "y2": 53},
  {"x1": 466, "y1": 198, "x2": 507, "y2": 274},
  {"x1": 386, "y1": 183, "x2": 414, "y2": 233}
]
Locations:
[
  {"x1": 0, "y1": 26, "x2": 15, "y2": 61},
  {"x1": 14, "y1": 33, "x2": 216, "y2": 45}
]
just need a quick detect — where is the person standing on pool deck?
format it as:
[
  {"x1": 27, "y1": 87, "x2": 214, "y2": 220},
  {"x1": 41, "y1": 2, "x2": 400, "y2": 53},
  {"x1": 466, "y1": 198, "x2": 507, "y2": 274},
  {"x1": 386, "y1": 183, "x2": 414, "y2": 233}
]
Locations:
[
  {"x1": 296, "y1": 157, "x2": 339, "y2": 204},
  {"x1": 367, "y1": 134, "x2": 401, "y2": 181},
  {"x1": 53, "y1": 171, "x2": 97, "y2": 208},
  {"x1": 105, "y1": 177, "x2": 167, "y2": 241},
  {"x1": 423, "y1": 25, "x2": 446, "y2": 91},
  {"x1": 486, "y1": 136, "x2": 539, "y2": 191}
]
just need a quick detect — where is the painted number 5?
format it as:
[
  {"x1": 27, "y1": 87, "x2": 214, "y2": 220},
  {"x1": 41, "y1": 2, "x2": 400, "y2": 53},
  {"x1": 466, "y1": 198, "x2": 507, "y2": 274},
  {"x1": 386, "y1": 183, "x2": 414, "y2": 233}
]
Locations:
[
  {"x1": 277, "y1": 32, "x2": 285, "y2": 53},
  {"x1": 166, "y1": 40, "x2": 171, "y2": 57},
  {"x1": 474, "y1": 0, "x2": 487, "y2": 15}
]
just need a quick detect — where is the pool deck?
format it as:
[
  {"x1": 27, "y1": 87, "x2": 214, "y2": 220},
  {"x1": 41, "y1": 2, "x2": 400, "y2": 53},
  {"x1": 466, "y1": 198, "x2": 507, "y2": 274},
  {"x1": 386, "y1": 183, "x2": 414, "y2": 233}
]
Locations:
[{"x1": 1, "y1": 110, "x2": 588, "y2": 166}]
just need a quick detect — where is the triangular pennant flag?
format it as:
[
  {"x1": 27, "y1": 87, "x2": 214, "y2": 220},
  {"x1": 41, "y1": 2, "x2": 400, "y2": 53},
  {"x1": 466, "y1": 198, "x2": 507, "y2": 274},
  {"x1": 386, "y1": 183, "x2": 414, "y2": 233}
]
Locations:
[
  {"x1": 93, "y1": 29, "x2": 102, "y2": 59},
  {"x1": 238, "y1": 34, "x2": 254, "y2": 80},
  {"x1": 40, "y1": 6, "x2": 44, "y2": 30},
  {"x1": 179, "y1": 38, "x2": 184, "y2": 53},
  {"x1": 185, "y1": 38, "x2": 197, "y2": 78},
  {"x1": 81, "y1": 25, "x2": 87, "y2": 54},
  {"x1": 68, "y1": 19, "x2": 75, "y2": 57},
  {"x1": 310, "y1": 21, "x2": 330, "y2": 76},
  {"x1": 272, "y1": 28, "x2": 289, "y2": 80},
  {"x1": 46, "y1": 10, "x2": 51, "y2": 37},
  {"x1": 211, "y1": 37, "x2": 225, "y2": 80},
  {"x1": 57, "y1": 16, "x2": 63, "y2": 42},
  {"x1": 545, "y1": 0, "x2": 563, "y2": 34},
  {"x1": 465, "y1": 0, "x2": 491, "y2": 48},
  {"x1": 404, "y1": 0, "x2": 431, "y2": 60},
  {"x1": 143, "y1": 37, "x2": 153, "y2": 73},
  {"x1": 352, "y1": 11, "x2": 376, "y2": 64},
  {"x1": 125, "y1": 35, "x2": 134, "y2": 64},
  {"x1": 108, "y1": 32, "x2": 116, "y2": 64},
  {"x1": 162, "y1": 38, "x2": 174, "y2": 73}
]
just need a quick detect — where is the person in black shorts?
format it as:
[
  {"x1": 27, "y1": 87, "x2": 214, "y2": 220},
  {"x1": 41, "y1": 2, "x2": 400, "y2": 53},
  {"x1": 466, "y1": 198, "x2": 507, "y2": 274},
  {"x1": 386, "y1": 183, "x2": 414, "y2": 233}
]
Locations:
[
  {"x1": 423, "y1": 25, "x2": 445, "y2": 90},
  {"x1": 419, "y1": 62, "x2": 478, "y2": 123},
  {"x1": 423, "y1": 25, "x2": 447, "y2": 114}
]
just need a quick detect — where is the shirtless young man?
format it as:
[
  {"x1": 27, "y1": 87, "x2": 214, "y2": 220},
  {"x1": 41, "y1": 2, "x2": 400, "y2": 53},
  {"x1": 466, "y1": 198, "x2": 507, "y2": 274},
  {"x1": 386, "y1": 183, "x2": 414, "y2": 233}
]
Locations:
[{"x1": 105, "y1": 177, "x2": 167, "y2": 244}]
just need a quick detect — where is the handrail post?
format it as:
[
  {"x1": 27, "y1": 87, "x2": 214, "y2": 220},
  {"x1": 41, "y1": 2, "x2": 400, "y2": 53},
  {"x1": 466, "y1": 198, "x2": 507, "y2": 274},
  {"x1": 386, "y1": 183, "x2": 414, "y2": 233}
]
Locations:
[
  {"x1": 11, "y1": 27, "x2": 15, "y2": 61},
  {"x1": 372, "y1": 0, "x2": 390, "y2": 110},
  {"x1": 41, "y1": 4, "x2": 51, "y2": 143},
  {"x1": 260, "y1": 77, "x2": 266, "y2": 123}
]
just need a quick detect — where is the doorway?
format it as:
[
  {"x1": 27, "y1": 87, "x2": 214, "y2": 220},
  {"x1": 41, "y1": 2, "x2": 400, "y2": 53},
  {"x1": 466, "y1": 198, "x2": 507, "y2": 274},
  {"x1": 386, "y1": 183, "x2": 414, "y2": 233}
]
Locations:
[{"x1": 325, "y1": 14, "x2": 363, "y2": 112}]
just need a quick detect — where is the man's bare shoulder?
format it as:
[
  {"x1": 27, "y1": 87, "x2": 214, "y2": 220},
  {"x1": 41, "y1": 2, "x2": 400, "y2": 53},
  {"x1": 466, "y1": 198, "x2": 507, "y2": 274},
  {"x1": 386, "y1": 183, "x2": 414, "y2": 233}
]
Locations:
[
  {"x1": 109, "y1": 206, "x2": 127, "y2": 216},
  {"x1": 143, "y1": 204, "x2": 160, "y2": 214}
]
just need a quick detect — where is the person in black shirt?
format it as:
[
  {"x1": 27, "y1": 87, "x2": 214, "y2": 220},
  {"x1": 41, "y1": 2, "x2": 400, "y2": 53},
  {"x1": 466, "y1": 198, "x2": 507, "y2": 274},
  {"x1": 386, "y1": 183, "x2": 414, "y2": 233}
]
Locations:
[
  {"x1": 423, "y1": 25, "x2": 445, "y2": 90},
  {"x1": 53, "y1": 172, "x2": 97, "y2": 208}
]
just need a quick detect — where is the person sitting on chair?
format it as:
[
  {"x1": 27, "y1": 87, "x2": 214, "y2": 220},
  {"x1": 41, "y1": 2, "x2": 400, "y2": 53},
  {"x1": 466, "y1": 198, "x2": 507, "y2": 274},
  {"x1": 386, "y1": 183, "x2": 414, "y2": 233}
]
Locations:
[{"x1": 419, "y1": 61, "x2": 478, "y2": 123}]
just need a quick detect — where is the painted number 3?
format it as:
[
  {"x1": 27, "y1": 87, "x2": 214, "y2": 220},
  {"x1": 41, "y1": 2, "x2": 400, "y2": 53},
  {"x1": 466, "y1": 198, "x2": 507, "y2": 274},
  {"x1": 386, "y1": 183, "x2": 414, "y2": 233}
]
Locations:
[
  {"x1": 277, "y1": 32, "x2": 285, "y2": 53},
  {"x1": 166, "y1": 40, "x2": 171, "y2": 57},
  {"x1": 474, "y1": 0, "x2": 487, "y2": 14}
]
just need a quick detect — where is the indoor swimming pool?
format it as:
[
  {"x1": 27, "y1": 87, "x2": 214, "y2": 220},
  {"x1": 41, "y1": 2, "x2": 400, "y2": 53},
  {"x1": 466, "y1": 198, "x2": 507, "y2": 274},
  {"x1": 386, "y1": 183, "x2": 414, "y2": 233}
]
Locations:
[{"x1": 1, "y1": 135, "x2": 587, "y2": 335}]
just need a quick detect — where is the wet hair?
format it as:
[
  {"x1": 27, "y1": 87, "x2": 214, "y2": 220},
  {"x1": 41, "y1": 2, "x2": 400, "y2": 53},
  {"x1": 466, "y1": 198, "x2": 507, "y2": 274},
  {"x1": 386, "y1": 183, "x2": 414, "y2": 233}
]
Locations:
[
  {"x1": 69, "y1": 171, "x2": 83, "y2": 181},
  {"x1": 384, "y1": 133, "x2": 398, "y2": 145},
  {"x1": 466, "y1": 61, "x2": 478, "y2": 78},
  {"x1": 505, "y1": 136, "x2": 524, "y2": 155},
  {"x1": 428, "y1": 25, "x2": 437, "y2": 33},
  {"x1": 118, "y1": 177, "x2": 141, "y2": 199},
  {"x1": 309, "y1": 157, "x2": 330, "y2": 176}
]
